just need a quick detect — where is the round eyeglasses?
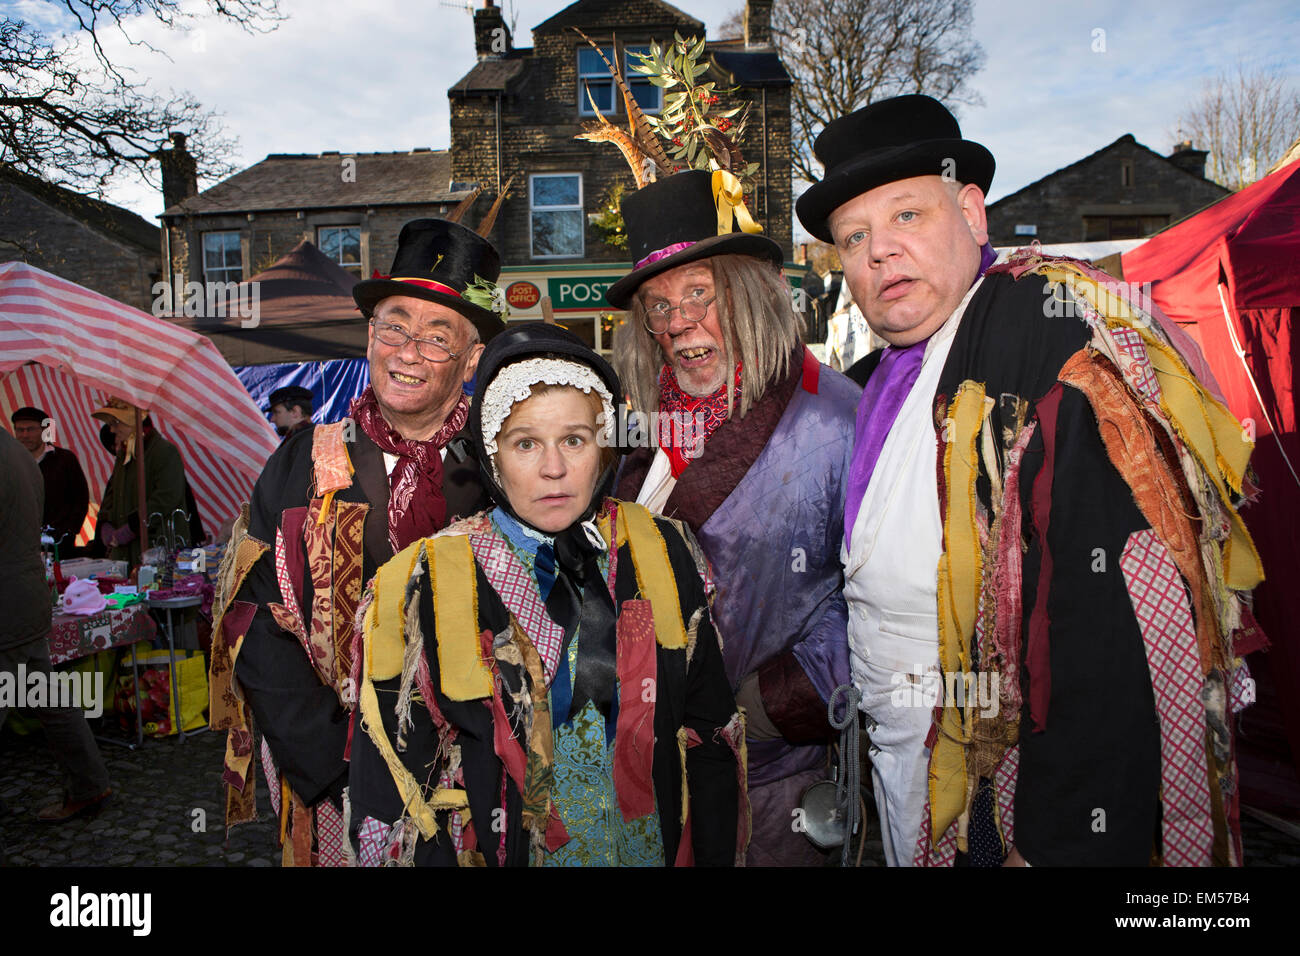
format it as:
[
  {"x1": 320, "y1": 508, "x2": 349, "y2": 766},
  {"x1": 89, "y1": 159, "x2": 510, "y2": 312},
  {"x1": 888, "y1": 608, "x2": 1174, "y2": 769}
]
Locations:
[
  {"x1": 642, "y1": 291, "x2": 716, "y2": 336},
  {"x1": 371, "y1": 319, "x2": 462, "y2": 363}
]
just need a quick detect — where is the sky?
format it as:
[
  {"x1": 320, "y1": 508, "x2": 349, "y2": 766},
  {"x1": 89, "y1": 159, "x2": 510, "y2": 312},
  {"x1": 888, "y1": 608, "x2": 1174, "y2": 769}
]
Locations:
[{"x1": 13, "y1": 0, "x2": 1300, "y2": 242}]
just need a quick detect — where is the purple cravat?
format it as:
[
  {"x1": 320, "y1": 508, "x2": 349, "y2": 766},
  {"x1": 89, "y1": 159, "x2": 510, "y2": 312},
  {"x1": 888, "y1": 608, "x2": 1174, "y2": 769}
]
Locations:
[
  {"x1": 843, "y1": 243, "x2": 997, "y2": 549},
  {"x1": 843, "y1": 343, "x2": 926, "y2": 549}
]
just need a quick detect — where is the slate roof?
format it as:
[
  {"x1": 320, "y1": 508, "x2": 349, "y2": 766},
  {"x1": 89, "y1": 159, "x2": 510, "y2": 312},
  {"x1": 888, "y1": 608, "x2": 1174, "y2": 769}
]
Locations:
[
  {"x1": 161, "y1": 150, "x2": 471, "y2": 217},
  {"x1": 533, "y1": 0, "x2": 702, "y2": 34},
  {"x1": 0, "y1": 165, "x2": 159, "y2": 254}
]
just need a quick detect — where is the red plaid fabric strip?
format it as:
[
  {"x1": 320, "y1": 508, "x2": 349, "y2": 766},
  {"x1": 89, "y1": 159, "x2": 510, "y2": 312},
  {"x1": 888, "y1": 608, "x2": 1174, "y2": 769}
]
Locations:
[
  {"x1": 1109, "y1": 327, "x2": 1161, "y2": 401},
  {"x1": 1120, "y1": 529, "x2": 1214, "y2": 867},
  {"x1": 470, "y1": 531, "x2": 563, "y2": 683},
  {"x1": 994, "y1": 744, "x2": 1018, "y2": 848},
  {"x1": 437, "y1": 769, "x2": 466, "y2": 856},
  {"x1": 1229, "y1": 659, "x2": 1254, "y2": 714},
  {"x1": 356, "y1": 816, "x2": 391, "y2": 867},
  {"x1": 912, "y1": 800, "x2": 958, "y2": 867},
  {"x1": 260, "y1": 736, "x2": 280, "y2": 819},
  {"x1": 314, "y1": 799, "x2": 348, "y2": 867}
]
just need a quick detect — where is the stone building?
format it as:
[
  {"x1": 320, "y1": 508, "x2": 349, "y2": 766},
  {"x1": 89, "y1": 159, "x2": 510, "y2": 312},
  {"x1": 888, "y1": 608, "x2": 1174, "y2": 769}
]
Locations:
[
  {"x1": 448, "y1": 0, "x2": 794, "y2": 351},
  {"x1": 0, "y1": 165, "x2": 160, "y2": 312},
  {"x1": 158, "y1": 0, "x2": 795, "y2": 357},
  {"x1": 985, "y1": 134, "x2": 1231, "y2": 247},
  {"x1": 157, "y1": 136, "x2": 471, "y2": 311}
]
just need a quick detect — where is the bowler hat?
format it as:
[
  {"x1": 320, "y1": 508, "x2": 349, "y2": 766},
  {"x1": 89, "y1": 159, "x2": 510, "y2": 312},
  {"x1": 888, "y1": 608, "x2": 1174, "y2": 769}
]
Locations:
[
  {"x1": 605, "y1": 170, "x2": 783, "y2": 310},
  {"x1": 353, "y1": 219, "x2": 506, "y2": 341},
  {"x1": 796, "y1": 95, "x2": 995, "y2": 243},
  {"x1": 265, "y1": 385, "x2": 313, "y2": 413}
]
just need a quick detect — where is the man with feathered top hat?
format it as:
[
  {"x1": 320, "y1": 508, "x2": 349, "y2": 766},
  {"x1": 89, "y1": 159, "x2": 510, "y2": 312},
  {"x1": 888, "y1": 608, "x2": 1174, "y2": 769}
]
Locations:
[
  {"x1": 208, "y1": 217, "x2": 507, "y2": 865},
  {"x1": 798, "y1": 94, "x2": 1265, "y2": 866},
  {"x1": 580, "y1": 45, "x2": 862, "y2": 861}
]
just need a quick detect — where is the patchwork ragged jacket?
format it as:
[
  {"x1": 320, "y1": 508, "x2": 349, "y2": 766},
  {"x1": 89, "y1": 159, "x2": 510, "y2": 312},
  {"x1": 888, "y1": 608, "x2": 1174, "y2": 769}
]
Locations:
[
  {"x1": 346, "y1": 500, "x2": 747, "y2": 866},
  {"x1": 882, "y1": 252, "x2": 1265, "y2": 867},
  {"x1": 207, "y1": 420, "x2": 488, "y2": 866},
  {"x1": 616, "y1": 348, "x2": 860, "y2": 788}
]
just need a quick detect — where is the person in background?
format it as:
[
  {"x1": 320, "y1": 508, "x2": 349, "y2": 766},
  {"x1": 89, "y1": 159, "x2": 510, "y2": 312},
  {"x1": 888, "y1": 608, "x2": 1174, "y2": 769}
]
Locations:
[
  {"x1": 92, "y1": 399, "x2": 187, "y2": 566},
  {"x1": 9, "y1": 406, "x2": 90, "y2": 558},
  {"x1": 266, "y1": 385, "x2": 314, "y2": 441},
  {"x1": 0, "y1": 427, "x2": 111, "y2": 830}
]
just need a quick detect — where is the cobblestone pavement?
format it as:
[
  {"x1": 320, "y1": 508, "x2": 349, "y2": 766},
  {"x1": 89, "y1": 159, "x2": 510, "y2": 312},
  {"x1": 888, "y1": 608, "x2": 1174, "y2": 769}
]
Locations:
[{"x1": 2, "y1": 723, "x2": 1297, "y2": 867}]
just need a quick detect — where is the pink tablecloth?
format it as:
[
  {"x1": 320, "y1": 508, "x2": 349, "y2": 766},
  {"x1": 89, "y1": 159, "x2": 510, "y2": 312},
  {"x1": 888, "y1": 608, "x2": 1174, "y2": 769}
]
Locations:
[{"x1": 48, "y1": 604, "x2": 157, "y2": 665}]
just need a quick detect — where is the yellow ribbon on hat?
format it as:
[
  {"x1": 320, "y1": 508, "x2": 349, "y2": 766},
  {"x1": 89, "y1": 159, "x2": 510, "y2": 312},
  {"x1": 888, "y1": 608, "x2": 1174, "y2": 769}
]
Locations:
[{"x1": 712, "y1": 169, "x2": 763, "y2": 236}]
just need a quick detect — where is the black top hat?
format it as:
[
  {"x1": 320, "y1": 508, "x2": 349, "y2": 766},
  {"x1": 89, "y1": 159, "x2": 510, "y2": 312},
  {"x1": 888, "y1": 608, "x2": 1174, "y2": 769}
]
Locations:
[
  {"x1": 796, "y1": 95, "x2": 995, "y2": 244},
  {"x1": 352, "y1": 218, "x2": 506, "y2": 341},
  {"x1": 265, "y1": 385, "x2": 313, "y2": 413},
  {"x1": 605, "y1": 170, "x2": 784, "y2": 310}
]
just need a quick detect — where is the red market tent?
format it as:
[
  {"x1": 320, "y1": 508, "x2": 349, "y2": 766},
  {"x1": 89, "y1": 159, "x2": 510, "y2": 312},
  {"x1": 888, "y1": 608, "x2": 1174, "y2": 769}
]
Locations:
[
  {"x1": 1124, "y1": 159, "x2": 1300, "y2": 815},
  {"x1": 0, "y1": 262, "x2": 278, "y2": 541}
]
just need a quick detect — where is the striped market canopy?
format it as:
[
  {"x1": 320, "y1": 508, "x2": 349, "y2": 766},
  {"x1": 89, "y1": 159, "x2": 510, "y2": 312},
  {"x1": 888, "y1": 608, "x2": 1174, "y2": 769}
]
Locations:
[{"x1": 1, "y1": 262, "x2": 277, "y2": 542}]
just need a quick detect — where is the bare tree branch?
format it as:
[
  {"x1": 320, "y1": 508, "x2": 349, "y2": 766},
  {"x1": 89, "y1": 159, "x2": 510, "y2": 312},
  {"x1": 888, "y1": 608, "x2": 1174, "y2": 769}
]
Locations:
[
  {"x1": 771, "y1": 0, "x2": 984, "y2": 186},
  {"x1": 1, "y1": 0, "x2": 283, "y2": 199},
  {"x1": 1176, "y1": 61, "x2": 1300, "y2": 191}
]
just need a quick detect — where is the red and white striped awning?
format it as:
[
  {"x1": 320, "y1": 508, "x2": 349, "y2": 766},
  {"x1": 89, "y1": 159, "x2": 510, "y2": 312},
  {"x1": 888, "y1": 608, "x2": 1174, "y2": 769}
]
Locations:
[{"x1": 0, "y1": 262, "x2": 277, "y2": 539}]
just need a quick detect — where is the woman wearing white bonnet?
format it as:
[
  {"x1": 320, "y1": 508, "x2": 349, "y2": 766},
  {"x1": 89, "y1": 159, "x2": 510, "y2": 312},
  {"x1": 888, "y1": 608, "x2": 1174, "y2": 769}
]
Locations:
[{"x1": 347, "y1": 322, "x2": 747, "y2": 866}]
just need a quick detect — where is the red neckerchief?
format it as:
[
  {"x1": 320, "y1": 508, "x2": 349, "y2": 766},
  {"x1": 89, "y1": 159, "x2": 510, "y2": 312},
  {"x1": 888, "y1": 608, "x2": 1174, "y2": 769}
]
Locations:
[
  {"x1": 349, "y1": 386, "x2": 469, "y2": 552},
  {"x1": 656, "y1": 363, "x2": 742, "y2": 479}
]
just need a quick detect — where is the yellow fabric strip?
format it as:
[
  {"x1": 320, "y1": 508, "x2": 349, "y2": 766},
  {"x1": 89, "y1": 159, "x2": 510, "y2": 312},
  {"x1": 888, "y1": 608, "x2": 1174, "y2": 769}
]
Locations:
[
  {"x1": 618, "y1": 503, "x2": 688, "y2": 649},
  {"x1": 367, "y1": 539, "x2": 426, "y2": 682},
  {"x1": 430, "y1": 535, "x2": 492, "y2": 701},
  {"x1": 358, "y1": 675, "x2": 443, "y2": 840},
  {"x1": 676, "y1": 725, "x2": 691, "y2": 827},
  {"x1": 1041, "y1": 264, "x2": 1263, "y2": 590},
  {"x1": 711, "y1": 169, "x2": 763, "y2": 236},
  {"x1": 930, "y1": 381, "x2": 985, "y2": 848}
]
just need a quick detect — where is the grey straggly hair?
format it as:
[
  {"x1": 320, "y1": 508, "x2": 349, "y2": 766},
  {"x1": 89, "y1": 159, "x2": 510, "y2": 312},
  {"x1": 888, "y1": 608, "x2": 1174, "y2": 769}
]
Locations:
[{"x1": 613, "y1": 254, "x2": 801, "y2": 419}]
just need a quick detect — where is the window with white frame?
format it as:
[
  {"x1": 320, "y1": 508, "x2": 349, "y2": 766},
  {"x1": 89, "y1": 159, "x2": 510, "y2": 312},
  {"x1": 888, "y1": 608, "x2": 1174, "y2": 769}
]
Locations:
[
  {"x1": 578, "y1": 43, "x2": 662, "y2": 116},
  {"x1": 530, "y1": 174, "x2": 584, "y2": 259},
  {"x1": 318, "y1": 226, "x2": 362, "y2": 274},
  {"x1": 202, "y1": 231, "x2": 242, "y2": 284}
]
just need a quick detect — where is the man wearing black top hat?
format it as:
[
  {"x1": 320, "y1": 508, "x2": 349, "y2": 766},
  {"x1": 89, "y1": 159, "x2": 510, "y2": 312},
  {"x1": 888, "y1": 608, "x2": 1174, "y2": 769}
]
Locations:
[
  {"x1": 605, "y1": 170, "x2": 861, "y2": 866},
  {"x1": 798, "y1": 95, "x2": 1262, "y2": 867},
  {"x1": 210, "y1": 218, "x2": 505, "y2": 865},
  {"x1": 266, "y1": 385, "x2": 314, "y2": 440}
]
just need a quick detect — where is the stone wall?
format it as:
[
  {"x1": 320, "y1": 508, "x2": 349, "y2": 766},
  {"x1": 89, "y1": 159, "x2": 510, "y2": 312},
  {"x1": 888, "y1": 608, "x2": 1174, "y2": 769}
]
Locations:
[{"x1": 0, "y1": 184, "x2": 159, "y2": 312}]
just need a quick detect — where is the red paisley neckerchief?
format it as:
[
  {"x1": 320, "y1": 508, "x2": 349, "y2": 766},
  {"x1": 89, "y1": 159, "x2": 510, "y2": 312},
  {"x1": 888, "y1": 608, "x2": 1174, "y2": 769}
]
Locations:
[
  {"x1": 656, "y1": 363, "x2": 742, "y2": 478},
  {"x1": 349, "y1": 386, "x2": 469, "y2": 552}
]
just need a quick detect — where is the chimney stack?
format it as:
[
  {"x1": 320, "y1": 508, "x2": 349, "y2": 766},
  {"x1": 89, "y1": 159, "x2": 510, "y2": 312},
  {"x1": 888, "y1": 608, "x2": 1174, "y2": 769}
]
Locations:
[
  {"x1": 1168, "y1": 139, "x2": 1209, "y2": 179},
  {"x1": 475, "y1": 0, "x2": 511, "y2": 60},
  {"x1": 159, "y1": 132, "x2": 198, "y2": 210},
  {"x1": 744, "y1": 0, "x2": 773, "y2": 47}
]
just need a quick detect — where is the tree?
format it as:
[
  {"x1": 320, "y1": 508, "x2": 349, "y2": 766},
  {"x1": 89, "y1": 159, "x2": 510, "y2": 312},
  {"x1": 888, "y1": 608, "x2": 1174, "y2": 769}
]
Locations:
[
  {"x1": 0, "y1": 0, "x2": 283, "y2": 196},
  {"x1": 1177, "y1": 62, "x2": 1300, "y2": 191},
  {"x1": 770, "y1": 0, "x2": 985, "y2": 186}
]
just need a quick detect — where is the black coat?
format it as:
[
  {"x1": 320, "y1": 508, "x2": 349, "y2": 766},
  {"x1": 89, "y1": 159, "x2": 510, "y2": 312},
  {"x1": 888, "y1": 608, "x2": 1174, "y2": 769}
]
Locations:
[
  {"x1": 233, "y1": 423, "x2": 489, "y2": 805},
  {"x1": 347, "y1": 512, "x2": 741, "y2": 866}
]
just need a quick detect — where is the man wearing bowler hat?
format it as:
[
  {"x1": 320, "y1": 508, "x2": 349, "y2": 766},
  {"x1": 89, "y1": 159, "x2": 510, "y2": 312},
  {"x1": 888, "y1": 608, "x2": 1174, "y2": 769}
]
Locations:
[
  {"x1": 209, "y1": 218, "x2": 506, "y2": 865},
  {"x1": 266, "y1": 385, "x2": 314, "y2": 441},
  {"x1": 603, "y1": 166, "x2": 861, "y2": 866},
  {"x1": 798, "y1": 95, "x2": 1263, "y2": 866}
]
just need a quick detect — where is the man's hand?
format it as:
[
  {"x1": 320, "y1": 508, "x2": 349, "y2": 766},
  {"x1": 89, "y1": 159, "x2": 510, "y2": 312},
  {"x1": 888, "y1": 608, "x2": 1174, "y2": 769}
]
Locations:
[{"x1": 1003, "y1": 846, "x2": 1029, "y2": 867}]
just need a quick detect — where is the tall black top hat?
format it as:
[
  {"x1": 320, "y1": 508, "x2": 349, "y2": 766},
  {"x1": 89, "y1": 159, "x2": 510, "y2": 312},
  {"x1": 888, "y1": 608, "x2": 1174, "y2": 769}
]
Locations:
[
  {"x1": 352, "y1": 218, "x2": 506, "y2": 341},
  {"x1": 604, "y1": 170, "x2": 784, "y2": 310},
  {"x1": 796, "y1": 94, "x2": 995, "y2": 244}
]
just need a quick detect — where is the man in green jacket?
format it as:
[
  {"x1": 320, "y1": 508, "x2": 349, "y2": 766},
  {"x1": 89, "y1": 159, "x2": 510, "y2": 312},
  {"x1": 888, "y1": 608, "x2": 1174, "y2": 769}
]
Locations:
[{"x1": 93, "y1": 399, "x2": 187, "y2": 566}]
